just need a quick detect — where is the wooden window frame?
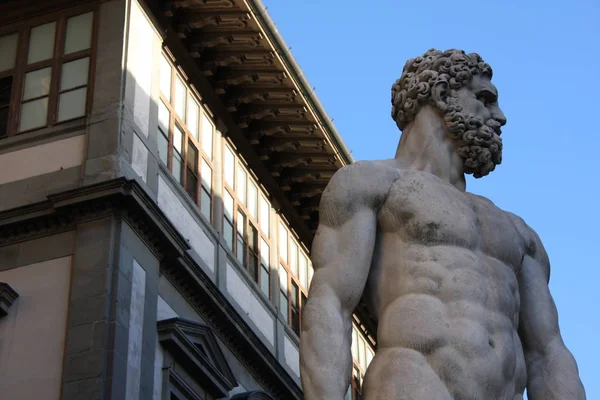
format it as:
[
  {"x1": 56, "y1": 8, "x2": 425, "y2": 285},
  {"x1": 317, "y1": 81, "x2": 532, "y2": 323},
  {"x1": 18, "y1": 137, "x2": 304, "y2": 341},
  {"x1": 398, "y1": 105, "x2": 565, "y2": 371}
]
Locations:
[
  {"x1": 222, "y1": 144, "x2": 271, "y2": 300},
  {"x1": 0, "y1": 5, "x2": 98, "y2": 138},
  {"x1": 159, "y1": 52, "x2": 214, "y2": 225},
  {"x1": 277, "y1": 222, "x2": 312, "y2": 336},
  {"x1": 350, "y1": 324, "x2": 375, "y2": 400}
]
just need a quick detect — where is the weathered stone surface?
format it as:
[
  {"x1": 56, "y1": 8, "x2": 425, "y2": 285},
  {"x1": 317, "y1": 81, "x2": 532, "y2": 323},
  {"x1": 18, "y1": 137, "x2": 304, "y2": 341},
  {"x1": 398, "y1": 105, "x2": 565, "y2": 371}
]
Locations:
[{"x1": 300, "y1": 49, "x2": 586, "y2": 400}]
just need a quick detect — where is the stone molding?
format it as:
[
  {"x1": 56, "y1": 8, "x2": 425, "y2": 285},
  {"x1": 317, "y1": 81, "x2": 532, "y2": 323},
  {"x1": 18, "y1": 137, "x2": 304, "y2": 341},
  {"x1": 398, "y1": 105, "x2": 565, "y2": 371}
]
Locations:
[
  {"x1": 0, "y1": 177, "x2": 302, "y2": 400},
  {"x1": 157, "y1": 317, "x2": 237, "y2": 397}
]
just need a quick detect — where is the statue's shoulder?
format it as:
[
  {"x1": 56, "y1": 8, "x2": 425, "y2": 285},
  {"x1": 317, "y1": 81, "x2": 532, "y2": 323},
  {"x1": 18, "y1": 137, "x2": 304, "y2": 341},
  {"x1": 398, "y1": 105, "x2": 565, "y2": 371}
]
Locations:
[
  {"x1": 506, "y1": 211, "x2": 549, "y2": 266},
  {"x1": 323, "y1": 159, "x2": 403, "y2": 209}
]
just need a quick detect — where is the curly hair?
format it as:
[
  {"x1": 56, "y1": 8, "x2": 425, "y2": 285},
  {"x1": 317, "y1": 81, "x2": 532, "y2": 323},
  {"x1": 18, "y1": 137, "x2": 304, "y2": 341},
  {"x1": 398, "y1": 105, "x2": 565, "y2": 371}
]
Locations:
[{"x1": 391, "y1": 49, "x2": 493, "y2": 130}]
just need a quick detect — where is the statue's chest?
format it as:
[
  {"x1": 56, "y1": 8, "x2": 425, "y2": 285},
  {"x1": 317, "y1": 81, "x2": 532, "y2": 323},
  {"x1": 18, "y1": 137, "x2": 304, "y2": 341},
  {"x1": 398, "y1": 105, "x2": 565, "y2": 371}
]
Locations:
[{"x1": 378, "y1": 173, "x2": 525, "y2": 268}]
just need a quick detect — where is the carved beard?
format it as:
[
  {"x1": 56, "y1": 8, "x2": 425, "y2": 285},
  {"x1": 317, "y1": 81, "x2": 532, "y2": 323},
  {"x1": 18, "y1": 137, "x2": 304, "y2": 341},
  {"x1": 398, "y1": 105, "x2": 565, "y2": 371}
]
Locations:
[{"x1": 443, "y1": 97, "x2": 503, "y2": 178}]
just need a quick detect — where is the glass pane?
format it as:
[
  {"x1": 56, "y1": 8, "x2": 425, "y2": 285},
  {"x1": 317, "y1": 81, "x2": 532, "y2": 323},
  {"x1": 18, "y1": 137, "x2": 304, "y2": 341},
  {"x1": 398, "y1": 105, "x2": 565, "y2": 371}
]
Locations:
[
  {"x1": 279, "y1": 264, "x2": 288, "y2": 293},
  {"x1": 249, "y1": 226, "x2": 258, "y2": 256},
  {"x1": 64, "y1": 12, "x2": 93, "y2": 54},
  {"x1": 224, "y1": 191, "x2": 234, "y2": 221},
  {"x1": 279, "y1": 265, "x2": 288, "y2": 321},
  {"x1": 57, "y1": 87, "x2": 86, "y2": 121},
  {"x1": 260, "y1": 239, "x2": 269, "y2": 267},
  {"x1": 359, "y1": 339, "x2": 367, "y2": 371},
  {"x1": 299, "y1": 254, "x2": 308, "y2": 289},
  {"x1": 260, "y1": 265, "x2": 270, "y2": 298},
  {"x1": 352, "y1": 328, "x2": 358, "y2": 359},
  {"x1": 345, "y1": 385, "x2": 352, "y2": 400},
  {"x1": 291, "y1": 308, "x2": 300, "y2": 335},
  {"x1": 0, "y1": 76, "x2": 12, "y2": 107},
  {"x1": 279, "y1": 223, "x2": 288, "y2": 263},
  {"x1": 201, "y1": 159, "x2": 212, "y2": 191},
  {"x1": 366, "y1": 348, "x2": 374, "y2": 370},
  {"x1": 291, "y1": 283, "x2": 299, "y2": 307},
  {"x1": 280, "y1": 292, "x2": 288, "y2": 322},
  {"x1": 60, "y1": 57, "x2": 89, "y2": 90},
  {"x1": 173, "y1": 125, "x2": 183, "y2": 153},
  {"x1": 173, "y1": 152, "x2": 183, "y2": 184},
  {"x1": 0, "y1": 33, "x2": 18, "y2": 72},
  {"x1": 308, "y1": 263, "x2": 314, "y2": 287},
  {"x1": 23, "y1": 67, "x2": 51, "y2": 100},
  {"x1": 19, "y1": 97, "x2": 48, "y2": 131},
  {"x1": 175, "y1": 75, "x2": 186, "y2": 120},
  {"x1": 236, "y1": 236, "x2": 245, "y2": 265},
  {"x1": 160, "y1": 55, "x2": 171, "y2": 100},
  {"x1": 0, "y1": 106, "x2": 8, "y2": 137},
  {"x1": 158, "y1": 131, "x2": 168, "y2": 165},
  {"x1": 28, "y1": 22, "x2": 56, "y2": 64},
  {"x1": 260, "y1": 196, "x2": 269, "y2": 236},
  {"x1": 291, "y1": 284, "x2": 300, "y2": 334},
  {"x1": 223, "y1": 220, "x2": 233, "y2": 250},
  {"x1": 290, "y1": 241, "x2": 298, "y2": 277},
  {"x1": 158, "y1": 101, "x2": 170, "y2": 133},
  {"x1": 237, "y1": 209, "x2": 245, "y2": 237},
  {"x1": 186, "y1": 169, "x2": 197, "y2": 201},
  {"x1": 249, "y1": 253, "x2": 259, "y2": 282},
  {"x1": 187, "y1": 141, "x2": 198, "y2": 171},
  {"x1": 248, "y1": 181, "x2": 258, "y2": 220},
  {"x1": 0, "y1": 107, "x2": 8, "y2": 137},
  {"x1": 224, "y1": 146, "x2": 235, "y2": 187},
  {"x1": 237, "y1": 165, "x2": 247, "y2": 205},
  {"x1": 188, "y1": 96, "x2": 199, "y2": 141},
  {"x1": 201, "y1": 113, "x2": 213, "y2": 159},
  {"x1": 201, "y1": 188, "x2": 211, "y2": 221}
]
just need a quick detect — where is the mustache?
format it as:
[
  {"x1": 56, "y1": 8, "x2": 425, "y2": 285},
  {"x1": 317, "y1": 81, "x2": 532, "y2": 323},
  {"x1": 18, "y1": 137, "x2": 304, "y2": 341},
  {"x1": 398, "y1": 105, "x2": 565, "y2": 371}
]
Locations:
[{"x1": 485, "y1": 119, "x2": 503, "y2": 135}]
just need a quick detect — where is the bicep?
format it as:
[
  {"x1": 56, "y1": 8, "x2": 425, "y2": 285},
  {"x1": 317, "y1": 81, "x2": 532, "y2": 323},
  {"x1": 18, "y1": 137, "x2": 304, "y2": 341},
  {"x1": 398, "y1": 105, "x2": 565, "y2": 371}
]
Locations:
[
  {"x1": 310, "y1": 208, "x2": 378, "y2": 314},
  {"x1": 308, "y1": 162, "x2": 384, "y2": 315},
  {"x1": 518, "y1": 254, "x2": 560, "y2": 356}
]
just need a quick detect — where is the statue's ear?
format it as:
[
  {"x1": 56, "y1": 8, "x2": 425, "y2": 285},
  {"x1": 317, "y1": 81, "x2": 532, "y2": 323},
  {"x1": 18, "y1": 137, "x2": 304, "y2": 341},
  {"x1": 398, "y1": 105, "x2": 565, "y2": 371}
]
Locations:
[{"x1": 431, "y1": 81, "x2": 449, "y2": 111}]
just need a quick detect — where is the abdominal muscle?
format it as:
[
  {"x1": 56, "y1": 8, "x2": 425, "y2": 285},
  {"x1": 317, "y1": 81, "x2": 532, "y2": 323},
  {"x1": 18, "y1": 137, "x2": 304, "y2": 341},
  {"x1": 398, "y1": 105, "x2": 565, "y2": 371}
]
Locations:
[{"x1": 362, "y1": 242, "x2": 527, "y2": 400}]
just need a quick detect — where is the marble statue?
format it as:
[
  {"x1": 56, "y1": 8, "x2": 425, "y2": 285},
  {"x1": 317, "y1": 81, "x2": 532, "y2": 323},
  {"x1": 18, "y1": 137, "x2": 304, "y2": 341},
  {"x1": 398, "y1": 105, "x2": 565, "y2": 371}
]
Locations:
[{"x1": 299, "y1": 49, "x2": 586, "y2": 399}]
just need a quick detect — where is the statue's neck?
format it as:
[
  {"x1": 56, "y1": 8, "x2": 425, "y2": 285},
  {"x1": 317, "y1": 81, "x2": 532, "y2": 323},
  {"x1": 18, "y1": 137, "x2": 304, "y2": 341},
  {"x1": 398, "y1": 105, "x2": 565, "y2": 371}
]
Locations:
[{"x1": 395, "y1": 105, "x2": 466, "y2": 191}]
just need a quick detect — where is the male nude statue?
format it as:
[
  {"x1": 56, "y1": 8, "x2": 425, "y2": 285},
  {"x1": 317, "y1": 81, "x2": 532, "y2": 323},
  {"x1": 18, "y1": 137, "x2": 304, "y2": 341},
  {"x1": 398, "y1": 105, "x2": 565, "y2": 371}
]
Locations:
[{"x1": 299, "y1": 49, "x2": 586, "y2": 399}]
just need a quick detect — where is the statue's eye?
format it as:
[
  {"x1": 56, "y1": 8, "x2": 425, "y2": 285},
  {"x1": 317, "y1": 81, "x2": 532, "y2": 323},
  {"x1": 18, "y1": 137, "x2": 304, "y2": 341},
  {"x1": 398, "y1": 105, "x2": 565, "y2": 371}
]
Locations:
[{"x1": 477, "y1": 91, "x2": 496, "y2": 106}]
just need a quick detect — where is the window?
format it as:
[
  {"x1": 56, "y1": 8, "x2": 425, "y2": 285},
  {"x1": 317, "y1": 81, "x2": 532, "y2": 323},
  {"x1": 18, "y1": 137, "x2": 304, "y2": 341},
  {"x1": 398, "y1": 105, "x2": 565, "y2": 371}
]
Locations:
[
  {"x1": 201, "y1": 113, "x2": 213, "y2": 159},
  {"x1": 277, "y1": 223, "x2": 311, "y2": 335},
  {"x1": 157, "y1": 318, "x2": 237, "y2": 400},
  {"x1": 0, "y1": 10, "x2": 95, "y2": 138},
  {"x1": 278, "y1": 223, "x2": 288, "y2": 264},
  {"x1": 158, "y1": 53, "x2": 214, "y2": 223},
  {"x1": 279, "y1": 265, "x2": 288, "y2": 322},
  {"x1": 259, "y1": 195, "x2": 270, "y2": 237},
  {"x1": 260, "y1": 239, "x2": 270, "y2": 298},
  {"x1": 223, "y1": 145, "x2": 272, "y2": 299},
  {"x1": 223, "y1": 191, "x2": 234, "y2": 250},
  {"x1": 0, "y1": 33, "x2": 17, "y2": 137},
  {"x1": 350, "y1": 325, "x2": 375, "y2": 400}
]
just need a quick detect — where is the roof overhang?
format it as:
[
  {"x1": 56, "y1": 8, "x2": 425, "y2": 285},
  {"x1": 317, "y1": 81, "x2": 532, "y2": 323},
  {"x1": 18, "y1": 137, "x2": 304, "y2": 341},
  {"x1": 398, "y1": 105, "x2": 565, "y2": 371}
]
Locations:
[{"x1": 147, "y1": 0, "x2": 354, "y2": 245}]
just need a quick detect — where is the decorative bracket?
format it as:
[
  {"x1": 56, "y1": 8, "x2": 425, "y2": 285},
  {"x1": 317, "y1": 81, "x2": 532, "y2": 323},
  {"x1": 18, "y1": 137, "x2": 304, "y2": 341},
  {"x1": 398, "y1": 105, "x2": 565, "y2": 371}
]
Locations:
[
  {"x1": 231, "y1": 391, "x2": 276, "y2": 400},
  {"x1": 0, "y1": 282, "x2": 19, "y2": 317}
]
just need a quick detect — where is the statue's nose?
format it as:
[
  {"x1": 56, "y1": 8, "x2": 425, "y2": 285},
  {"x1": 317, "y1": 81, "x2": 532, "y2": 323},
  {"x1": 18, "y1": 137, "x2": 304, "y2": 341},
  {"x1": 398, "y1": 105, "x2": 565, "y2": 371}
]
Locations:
[{"x1": 493, "y1": 108, "x2": 507, "y2": 126}]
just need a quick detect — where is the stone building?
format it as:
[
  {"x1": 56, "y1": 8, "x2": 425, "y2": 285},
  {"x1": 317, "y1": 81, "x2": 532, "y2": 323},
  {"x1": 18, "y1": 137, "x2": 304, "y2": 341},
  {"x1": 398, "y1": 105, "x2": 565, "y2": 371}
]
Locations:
[{"x1": 0, "y1": 0, "x2": 375, "y2": 399}]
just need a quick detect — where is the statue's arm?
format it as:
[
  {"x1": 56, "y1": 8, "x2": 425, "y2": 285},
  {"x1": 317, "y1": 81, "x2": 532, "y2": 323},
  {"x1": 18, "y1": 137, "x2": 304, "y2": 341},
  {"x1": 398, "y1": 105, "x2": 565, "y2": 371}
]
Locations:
[
  {"x1": 518, "y1": 230, "x2": 586, "y2": 400},
  {"x1": 300, "y1": 162, "x2": 389, "y2": 400}
]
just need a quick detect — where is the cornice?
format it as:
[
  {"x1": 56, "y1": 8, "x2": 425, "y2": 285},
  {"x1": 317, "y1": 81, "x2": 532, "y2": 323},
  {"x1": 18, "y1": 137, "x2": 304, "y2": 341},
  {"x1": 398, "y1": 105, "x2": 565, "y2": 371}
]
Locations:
[{"x1": 0, "y1": 178, "x2": 302, "y2": 399}]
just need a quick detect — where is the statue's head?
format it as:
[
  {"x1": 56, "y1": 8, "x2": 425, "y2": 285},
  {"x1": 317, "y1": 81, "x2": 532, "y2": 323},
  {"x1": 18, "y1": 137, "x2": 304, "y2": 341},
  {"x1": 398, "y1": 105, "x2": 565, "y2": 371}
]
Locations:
[{"x1": 391, "y1": 49, "x2": 507, "y2": 178}]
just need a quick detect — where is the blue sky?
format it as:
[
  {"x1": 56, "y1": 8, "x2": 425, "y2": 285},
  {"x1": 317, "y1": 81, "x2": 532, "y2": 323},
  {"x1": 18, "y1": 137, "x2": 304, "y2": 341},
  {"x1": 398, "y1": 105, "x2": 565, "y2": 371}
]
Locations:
[{"x1": 262, "y1": 0, "x2": 600, "y2": 396}]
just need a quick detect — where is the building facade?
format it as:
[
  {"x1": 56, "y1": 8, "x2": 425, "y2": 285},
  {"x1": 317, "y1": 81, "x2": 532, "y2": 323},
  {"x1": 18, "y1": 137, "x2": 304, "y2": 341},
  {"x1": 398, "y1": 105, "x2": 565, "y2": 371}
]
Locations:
[{"x1": 0, "y1": 0, "x2": 376, "y2": 399}]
